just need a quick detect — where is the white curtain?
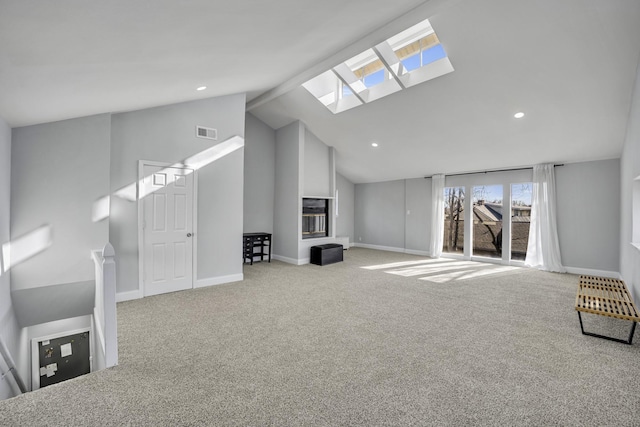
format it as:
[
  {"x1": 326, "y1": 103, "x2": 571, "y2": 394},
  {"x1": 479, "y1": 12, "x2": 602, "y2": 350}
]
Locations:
[
  {"x1": 525, "y1": 164, "x2": 566, "y2": 272},
  {"x1": 429, "y1": 174, "x2": 445, "y2": 257}
]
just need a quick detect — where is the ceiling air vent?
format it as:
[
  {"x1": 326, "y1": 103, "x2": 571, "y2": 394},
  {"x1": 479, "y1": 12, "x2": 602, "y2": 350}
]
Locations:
[{"x1": 196, "y1": 126, "x2": 217, "y2": 140}]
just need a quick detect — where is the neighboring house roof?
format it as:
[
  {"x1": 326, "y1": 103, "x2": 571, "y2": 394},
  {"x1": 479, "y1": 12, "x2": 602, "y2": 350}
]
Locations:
[
  {"x1": 511, "y1": 222, "x2": 530, "y2": 254},
  {"x1": 512, "y1": 205, "x2": 531, "y2": 213},
  {"x1": 511, "y1": 216, "x2": 531, "y2": 223},
  {"x1": 484, "y1": 202, "x2": 503, "y2": 218},
  {"x1": 473, "y1": 204, "x2": 502, "y2": 222}
]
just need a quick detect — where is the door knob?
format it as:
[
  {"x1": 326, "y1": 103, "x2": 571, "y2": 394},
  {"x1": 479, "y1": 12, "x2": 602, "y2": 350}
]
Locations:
[{"x1": 187, "y1": 233, "x2": 192, "y2": 237}]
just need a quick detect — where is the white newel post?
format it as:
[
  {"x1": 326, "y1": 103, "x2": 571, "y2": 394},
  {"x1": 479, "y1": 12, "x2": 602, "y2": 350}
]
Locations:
[{"x1": 102, "y1": 243, "x2": 118, "y2": 368}]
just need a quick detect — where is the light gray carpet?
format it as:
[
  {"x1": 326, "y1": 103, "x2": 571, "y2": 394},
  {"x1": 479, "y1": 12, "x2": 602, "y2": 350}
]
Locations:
[{"x1": 1, "y1": 248, "x2": 639, "y2": 426}]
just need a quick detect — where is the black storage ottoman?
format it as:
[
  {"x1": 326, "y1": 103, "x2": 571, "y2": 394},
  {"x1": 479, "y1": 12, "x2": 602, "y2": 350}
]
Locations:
[{"x1": 310, "y1": 243, "x2": 344, "y2": 266}]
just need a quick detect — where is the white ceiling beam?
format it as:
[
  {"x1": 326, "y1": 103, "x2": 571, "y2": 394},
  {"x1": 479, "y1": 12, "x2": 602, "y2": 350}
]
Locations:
[
  {"x1": 372, "y1": 42, "x2": 407, "y2": 89},
  {"x1": 332, "y1": 64, "x2": 367, "y2": 104}
]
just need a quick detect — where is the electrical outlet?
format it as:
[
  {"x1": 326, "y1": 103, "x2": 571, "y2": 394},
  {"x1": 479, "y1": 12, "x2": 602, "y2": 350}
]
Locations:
[{"x1": 359, "y1": 236, "x2": 362, "y2": 241}]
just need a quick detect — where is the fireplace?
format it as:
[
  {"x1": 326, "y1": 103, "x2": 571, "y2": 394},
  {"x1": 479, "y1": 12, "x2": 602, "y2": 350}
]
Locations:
[{"x1": 302, "y1": 198, "x2": 328, "y2": 239}]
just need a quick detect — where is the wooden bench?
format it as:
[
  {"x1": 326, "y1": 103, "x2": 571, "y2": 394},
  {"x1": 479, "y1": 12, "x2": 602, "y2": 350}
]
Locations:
[{"x1": 575, "y1": 275, "x2": 639, "y2": 345}]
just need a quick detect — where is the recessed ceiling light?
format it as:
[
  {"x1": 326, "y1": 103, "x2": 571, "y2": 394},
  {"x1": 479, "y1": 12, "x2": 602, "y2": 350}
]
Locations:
[
  {"x1": 514, "y1": 112, "x2": 525, "y2": 119},
  {"x1": 196, "y1": 86, "x2": 207, "y2": 91},
  {"x1": 371, "y1": 143, "x2": 379, "y2": 147}
]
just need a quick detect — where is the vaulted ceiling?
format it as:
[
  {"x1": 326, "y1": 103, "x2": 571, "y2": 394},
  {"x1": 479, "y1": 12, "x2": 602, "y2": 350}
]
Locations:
[{"x1": 2, "y1": 0, "x2": 640, "y2": 183}]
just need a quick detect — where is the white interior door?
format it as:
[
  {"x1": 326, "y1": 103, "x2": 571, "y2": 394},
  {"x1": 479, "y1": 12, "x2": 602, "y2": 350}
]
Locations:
[{"x1": 142, "y1": 165, "x2": 194, "y2": 296}]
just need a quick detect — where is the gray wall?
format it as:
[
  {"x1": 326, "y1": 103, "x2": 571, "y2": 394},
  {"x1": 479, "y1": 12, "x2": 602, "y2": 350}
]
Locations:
[
  {"x1": 620, "y1": 61, "x2": 640, "y2": 301},
  {"x1": 0, "y1": 116, "x2": 20, "y2": 399},
  {"x1": 556, "y1": 159, "x2": 620, "y2": 272},
  {"x1": 354, "y1": 164, "x2": 621, "y2": 274},
  {"x1": 244, "y1": 113, "x2": 275, "y2": 234},
  {"x1": 405, "y1": 178, "x2": 431, "y2": 254},
  {"x1": 274, "y1": 121, "x2": 302, "y2": 260},
  {"x1": 336, "y1": 173, "x2": 355, "y2": 243},
  {"x1": 11, "y1": 114, "x2": 111, "y2": 291},
  {"x1": 110, "y1": 95, "x2": 246, "y2": 293},
  {"x1": 355, "y1": 180, "x2": 406, "y2": 249},
  {"x1": 303, "y1": 129, "x2": 331, "y2": 198},
  {"x1": 353, "y1": 178, "x2": 432, "y2": 254}
]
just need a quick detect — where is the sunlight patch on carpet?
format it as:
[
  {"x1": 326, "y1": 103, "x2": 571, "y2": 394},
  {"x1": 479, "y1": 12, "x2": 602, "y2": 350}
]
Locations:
[
  {"x1": 421, "y1": 265, "x2": 521, "y2": 283},
  {"x1": 361, "y1": 258, "x2": 454, "y2": 270},
  {"x1": 362, "y1": 256, "x2": 522, "y2": 283}
]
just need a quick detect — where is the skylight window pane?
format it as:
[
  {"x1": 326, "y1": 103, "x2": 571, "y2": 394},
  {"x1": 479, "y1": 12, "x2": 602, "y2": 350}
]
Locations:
[
  {"x1": 346, "y1": 49, "x2": 378, "y2": 72},
  {"x1": 422, "y1": 44, "x2": 447, "y2": 66},
  {"x1": 344, "y1": 49, "x2": 388, "y2": 91},
  {"x1": 401, "y1": 54, "x2": 421, "y2": 72},
  {"x1": 353, "y1": 59, "x2": 385, "y2": 80},
  {"x1": 394, "y1": 39, "x2": 422, "y2": 61},
  {"x1": 364, "y1": 69, "x2": 385, "y2": 87},
  {"x1": 300, "y1": 17, "x2": 453, "y2": 113}
]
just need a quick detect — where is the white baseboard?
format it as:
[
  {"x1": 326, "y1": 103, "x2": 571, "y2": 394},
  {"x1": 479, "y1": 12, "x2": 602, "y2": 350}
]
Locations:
[
  {"x1": 405, "y1": 249, "x2": 431, "y2": 257},
  {"x1": 195, "y1": 274, "x2": 243, "y2": 289},
  {"x1": 441, "y1": 253, "x2": 466, "y2": 260},
  {"x1": 117, "y1": 275, "x2": 243, "y2": 301},
  {"x1": 565, "y1": 267, "x2": 621, "y2": 279},
  {"x1": 353, "y1": 243, "x2": 406, "y2": 253},
  {"x1": 354, "y1": 243, "x2": 431, "y2": 257},
  {"x1": 116, "y1": 290, "x2": 142, "y2": 302},
  {"x1": 272, "y1": 254, "x2": 308, "y2": 265}
]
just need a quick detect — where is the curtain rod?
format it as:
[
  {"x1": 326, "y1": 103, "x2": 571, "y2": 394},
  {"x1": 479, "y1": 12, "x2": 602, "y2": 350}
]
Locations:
[{"x1": 424, "y1": 164, "x2": 564, "y2": 179}]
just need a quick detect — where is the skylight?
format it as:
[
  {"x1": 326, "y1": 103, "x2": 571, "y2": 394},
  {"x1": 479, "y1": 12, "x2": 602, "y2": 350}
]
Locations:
[{"x1": 302, "y1": 18, "x2": 454, "y2": 114}]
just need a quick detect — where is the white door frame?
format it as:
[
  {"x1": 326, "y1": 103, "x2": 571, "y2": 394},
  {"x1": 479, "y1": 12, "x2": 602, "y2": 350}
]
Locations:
[{"x1": 137, "y1": 160, "x2": 199, "y2": 297}]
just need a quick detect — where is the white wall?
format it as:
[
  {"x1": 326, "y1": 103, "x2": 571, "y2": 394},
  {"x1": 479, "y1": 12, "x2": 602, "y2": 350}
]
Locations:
[
  {"x1": 109, "y1": 95, "x2": 246, "y2": 294},
  {"x1": 336, "y1": 173, "x2": 355, "y2": 243},
  {"x1": 0, "y1": 116, "x2": 21, "y2": 399},
  {"x1": 11, "y1": 114, "x2": 111, "y2": 291},
  {"x1": 556, "y1": 159, "x2": 620, "y2": 274},
  {"x1": 620, "y1": 61, "x2": 640, "y2": 301},
  {"x1": 244, "y1": 113, "x2": 275, "y2": 234}
]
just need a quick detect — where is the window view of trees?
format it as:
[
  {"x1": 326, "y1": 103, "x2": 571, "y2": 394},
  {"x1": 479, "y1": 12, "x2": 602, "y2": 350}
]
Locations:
[
  {"x1": 442, "y1": 182, "x2": 532, "y2": 260},
  {"x1": 511, "y1": 183, "x2": 532, "y2": 261},
  {"x1": 472, "y1": 185, "x2": 503, "y2": 258},
  {"x1": 443, "y1": 187, "x2": 464, "y2": 254}
]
